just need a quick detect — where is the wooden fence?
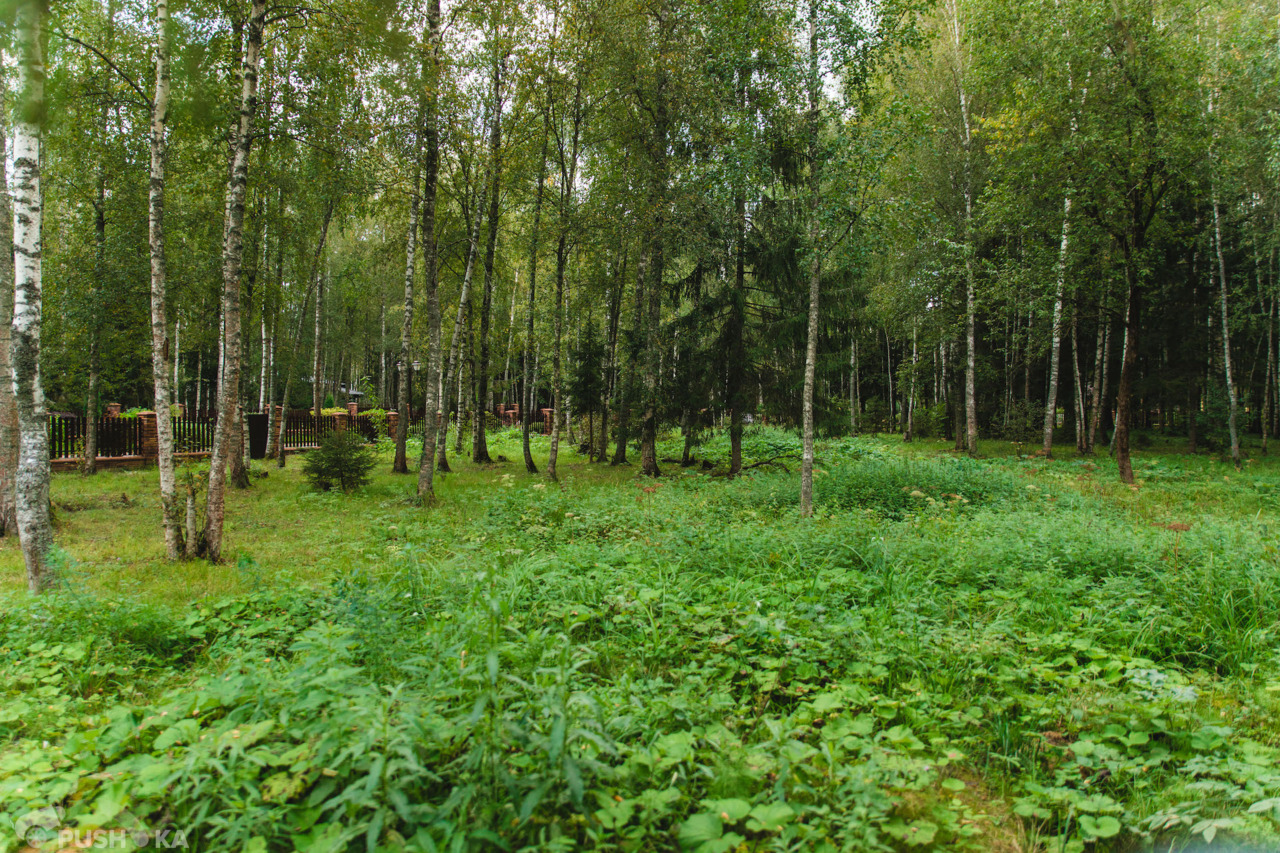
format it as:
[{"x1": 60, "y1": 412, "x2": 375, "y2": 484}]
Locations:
[
  {"x1": 49, "y1": 410, "x2": 400, "y2": 463},
  {"x1": 172, "y1": 412, "x2": 216, "y2": 454},
  {"x1": 49, "y1": 415, "x2": 144, "y2": 459}
]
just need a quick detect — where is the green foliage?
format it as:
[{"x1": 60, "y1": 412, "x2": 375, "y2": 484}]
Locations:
[
  {"x1": 3, "y1": 429, "x2": 1280, "y2": 851},
  {"x1": 301, "y1": 429, "x2": 376, "y2": 493}
]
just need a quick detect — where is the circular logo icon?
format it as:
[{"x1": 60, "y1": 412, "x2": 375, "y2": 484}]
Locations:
[{"x1": 15, "y1": 806, "x2": 64, "y2": 847}]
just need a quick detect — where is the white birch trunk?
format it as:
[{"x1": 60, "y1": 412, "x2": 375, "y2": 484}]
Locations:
[
  {"x1": 416, "y1": 0, "x2": 444, "y2": 499},
  {"x1": 149, "y1": 0, "x2": 183, "y2": 559},
  {"x1": 1042, "y1": 195, "x2": 1071, "y2": 457},
  {"x1": 203, "y1": 0, "x2": 267, "y2": 562},
  {"x1": 799, "y1": 0, "x2": 820, "y2": 517},
  {"x1": 394, "y1": 162, "x2": 420, "y2": 474},
  {"x1": 11, "y1": 0, "x2": 53, "y2": 590},
  {"x1": 0, "y1": 69, "x2": 18, "y2": 538}
]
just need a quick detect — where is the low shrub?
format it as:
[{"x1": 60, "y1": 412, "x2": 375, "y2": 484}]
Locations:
[{"x1": 302, "y1": 429, "x2": 376, "y2": 492}]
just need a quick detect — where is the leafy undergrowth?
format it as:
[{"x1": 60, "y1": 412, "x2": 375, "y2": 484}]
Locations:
[{"x1": 2, "y1": 433, "x2": 1280, "y2": 852}]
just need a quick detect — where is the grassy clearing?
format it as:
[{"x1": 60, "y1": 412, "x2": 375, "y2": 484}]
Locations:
[{"x1": 1, "y1": 427, "x2": 1279, "y2": 852}]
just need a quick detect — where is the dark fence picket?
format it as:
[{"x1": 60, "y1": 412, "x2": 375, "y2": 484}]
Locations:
[{"x1": 172, "y1": 412, "x2": 216, "y2": 453}]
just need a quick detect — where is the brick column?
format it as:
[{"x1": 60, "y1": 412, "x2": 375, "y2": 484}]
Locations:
[
  {"x1": 138, "y1": 411, "x2": 159, "y2": 462},
  {"x1": 333, "y1": 413, "x2": 347, "y2": 432},
  {"x1": 347, "y1": 401, "x2": 358, "y2": 417},
  {"x1": 386, "y1": 411, "x2": 399, "y2": 438}
]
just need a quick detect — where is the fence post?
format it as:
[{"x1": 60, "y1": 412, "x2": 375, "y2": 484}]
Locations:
[
  {"x1": 333, "y1": 413, "x2": 347, "y2": 433},
  {"x1": 138, "y1": 411, "x2": 159, "y2": 464},
  {"x1": 386, "y1": 410, "x2": 399, "y2": 439}
]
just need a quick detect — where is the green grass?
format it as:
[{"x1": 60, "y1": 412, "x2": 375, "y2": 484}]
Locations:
[{"x1": 1, "y1": 427, "x2": 1279, "y2": 852}]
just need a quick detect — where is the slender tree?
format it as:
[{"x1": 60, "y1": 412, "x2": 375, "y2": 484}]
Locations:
[
  {"x1": 148, "y1": 0, "x2": 183, "y2": 559},
  {"x1": 203, "y1": 0, "x2": 268, "y2": 562},
  {"x1": 11, "y1": 0, "x2": 53, "y2": 590}
]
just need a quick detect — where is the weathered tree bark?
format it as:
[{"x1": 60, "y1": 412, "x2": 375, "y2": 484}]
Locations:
[
  {"x1": 547, "y1": 230, "x2": 567, "y2": 481},
  {"x1": 522, "y1": 116, "x2": 549, "y2": 474},
  {"x1": 728, "y1": 187, "x2": 747, "y2": 477},
  {"x1": 416, "y1": 0, "x2": 444, "y2": 501},
  {"x1": 1042, "y1": 194, "x2": 1071, "y2": 458},
  {"x1": 148, "y1": 0, "x2": 183, "y2": 559},
  {"x1": 1213, "y1": 188, "x2": 1240, "y2": 468},
  {"x1": 455, "y1": 310, "x2": 471, "y2": 455},
  {"x1": 436, "y1": 182, "x2": 486, "y2": 472},
  {"x1": 473, "y1": 47, "x2": 505, "y2": 466},
  {"x1": 547, "y1": 74, "x2": 585, "y2": 482},
  {"x1": 601, "y1": 261, "x2": 623, "y2": 462},
  {"x1": 0, "y1": 73, "x2": 18, "y2": 538},
  {"x1": 945, "y1": 0, "x2": 979, "y2": 456},
  {"x1": 312, "y1": 264, "x2": 324, "y2": 418},
  {"x1": 202, "y1": 0, "x2": 267, "y2": 562},
  {"x1": 393, "y1": 159, "x2": 421, "y2": 474},
  {"x1": 799, "y1": 0, "x2": 820, "y2": 517},
  {"x1": 1115, "y1": 259, "x2": 1140, "y2": 485},
  {"x1": 1071, "y1": 310, "x2": 1087, "y2": 454},
  {"x1": 904, "y1": 324, "x2": 918, "y2": 442},
  {"x1": 638, "y1": 63, "x2": 667, "y2": 480},
  {"x1": 11, "y1": 0, "x2": 53, "y2": 590},
  {"x1": 84, "y1": 180, "x2": 105, "y2": 476}
]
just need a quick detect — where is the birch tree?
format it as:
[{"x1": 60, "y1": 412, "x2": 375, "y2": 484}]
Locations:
[
  {"x1": 148, "y1": 0, "x2": 183, "y2": 559},
  {"x1": 11, "y1": 0, "x2": 53, "y2": 590},
  {"x1": 0, "y1": 73, "x2": 17, "y2": 539},
  {"x1": 203, "y1": 0, "x2": 268, "y2": 562}
]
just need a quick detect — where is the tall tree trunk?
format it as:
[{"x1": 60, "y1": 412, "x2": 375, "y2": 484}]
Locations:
[
  {"x1": 548, "y1": 79, "x2": 585, "y2": 482},
  {"x1": 1071, "y1": 309, "x2": 1087, "y2": 454},
  {"x1": 1114, "y1": 255, "x2": 1141, "y2": 485},
  {"x1": 312, "y1": 265, "x2": 324, "y2": 417},
  {"x1": 728, "y1": 185, "x2": 747, "y2": 477},
  {"x1": 84, "y1": 173, "x2": 108, "y2": 476},
  {"x1": 1087, "y1": 317, "x2": 1108, "y2": 453},
  {"x1": 904, "y1": 324, "x2": 918, "y2": 442},
  {"x1": 522, "y1": 115, "x2": 549, "y2": 474},
  {"x1": 638, "y1": 65, "x2": 667, "y2": 479},
  {"x1": 456, "y1": 311, "x2": 471, "y2": 455},
  {"x1": 148, "y1": 0, "x2": 183, "y2": 559},
  {"x1": 799, "y1": 0, "x2": 820, "y2": 516},
  {"x1": 502, "y1": 277, "x2": 517, "y2": 408},
  {"x1": 416, "y1": 0, "x2": 444, "y2": 501},
  {"x1": 601, "y1": 258, "x2": 624, "y2": 463},
  {"x1": 203, "y1": 0, "x2": 267, "y2": 562},
  {"x1": 437, "y1": 186, "x2": 486, "y2": 472},
  {"x1": 11, "y1": 0, "x2": 53, "y2": 590},
  {"x1": 473, "y1": 50, "x2": 505, "y2": 465},
  {"x1": 1213, "y1": 190, "x2": 1240, "y2": 468},
  {"x1": 394, "y1": 159, "x2": 421, "y2": 474},
  {"x1": 0, "y1": 73, "x2": 18, "y2": 538},
  {"x1": 548, "y1": 231, "x2": 567, "y2": 481},
  {"x1": 1042, "y1": 194, "x2": 1071, "y2": 457}
]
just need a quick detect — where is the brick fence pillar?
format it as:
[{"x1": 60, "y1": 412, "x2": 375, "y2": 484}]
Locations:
[
  {"x1": 332, "y1": 413, "x2": 347, "y2": 433},
  {"x1": 347, "y1": 401, "x2": 358, "y2": 417},
  {"x1": 386, "y1": 411, "x2": 399, "y2": 438},
  {"x1": 138, "y1": 411, "x2": 159, "y2": 462}
]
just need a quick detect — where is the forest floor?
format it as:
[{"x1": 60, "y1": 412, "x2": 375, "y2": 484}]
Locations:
[{"x1": 1, "y1": 427, "x2": 1279, "y2": 852}]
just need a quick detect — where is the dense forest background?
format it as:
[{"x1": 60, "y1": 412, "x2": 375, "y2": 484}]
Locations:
[{"x1": 5, "y1": 0, "x2": 1280, "y2": 517}]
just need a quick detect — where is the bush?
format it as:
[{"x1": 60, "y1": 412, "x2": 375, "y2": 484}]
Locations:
[{"x1": 302, "y1": 429, "x2": 376, "y2": 492}]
